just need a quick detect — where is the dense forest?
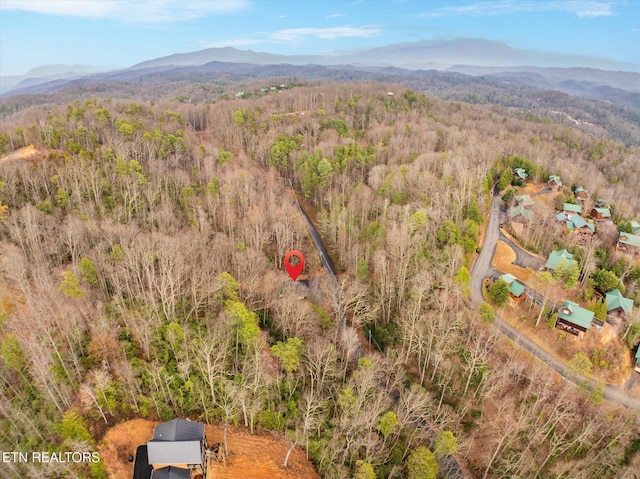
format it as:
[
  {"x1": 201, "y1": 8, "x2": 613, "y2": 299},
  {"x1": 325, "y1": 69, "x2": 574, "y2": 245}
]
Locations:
[{"x1": 1, "y1": 82, "x2": 640, "y2": 479}]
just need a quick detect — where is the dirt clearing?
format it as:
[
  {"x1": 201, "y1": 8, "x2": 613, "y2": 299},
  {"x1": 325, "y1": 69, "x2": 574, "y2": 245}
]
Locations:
[
  {"x1": 0, "y1": 144, "x2": 39, "y2": 164},
  {"x1": 98, "y1": 419, "x2": 320, "y2": 479}
]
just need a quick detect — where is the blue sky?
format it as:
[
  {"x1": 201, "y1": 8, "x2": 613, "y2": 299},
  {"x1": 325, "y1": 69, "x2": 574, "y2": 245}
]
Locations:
[{"x1": 0, "y1": 0, "x2": 638, "y2": 76}]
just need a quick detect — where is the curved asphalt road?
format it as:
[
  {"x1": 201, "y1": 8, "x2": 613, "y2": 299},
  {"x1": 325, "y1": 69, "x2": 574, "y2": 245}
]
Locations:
[{"x1": 470, "y1": 189, "x2": 640, "y2": 410}]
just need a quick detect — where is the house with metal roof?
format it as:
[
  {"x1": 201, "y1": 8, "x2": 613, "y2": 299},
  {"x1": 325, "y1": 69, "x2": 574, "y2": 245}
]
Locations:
[
  {"x1": 590, "y1": 207, "x2": 611, "y2": 221},
  {"x1": 555, "y1": 212, "x2": 595, "y2": 233},
  {"x1": 509, "y1": 203, "x2": 532, "y2": 223},
  {"x1": 147, "y1": 419, "x2": 208, "y2": 477},
  {"x1": 509, "y1": 195, "x2": 535, "y2": 224},
  {"x1": 500, "y1": 273, "x2": 526, "y2": 301},
  {"x1": 631, "y1": 220, "x2": 640, "y2": 235},
  {"x1": 635, "y1": 347, "x2": 640, "y2": 373},
  {"x1": 547, "y1": 175, "x2": 563, "y2": 189},
  {"x1": 545, "y1": 249, "x2": 577, "y2": 271},
  {"x1": 556, "y1": 300, "x2": 594, "y2": 336},
  {"x1": 562, "y1": 203, "x2": 582, "y2": 215},
  {"x1": 618, "y1": 232, "x2": 640, "y2": 254},
  {"x1": 514, "y1": 168, "x2": 528, "y2": 180},
  {"x1": 605, "y1": 289, "x2": 634, "y2": 316},
  {"x1": 574, "y1": 186, "x2": 589, "y2": 202}
]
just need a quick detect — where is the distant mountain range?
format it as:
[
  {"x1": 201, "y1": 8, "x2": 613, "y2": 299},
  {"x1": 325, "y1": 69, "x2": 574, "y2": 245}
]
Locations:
[
  {"x1": 0, "y1": 64, "x2": 119, "y2": 95},
  {"x1": 1, "y1": 39, "x2": 639, "y2": 145},
  {"x1": 3, "y1": 38, "x2": 638, "y2": 96},
  {"x1": 128, "y1": 38, "x2": 638, "y2": 73}
]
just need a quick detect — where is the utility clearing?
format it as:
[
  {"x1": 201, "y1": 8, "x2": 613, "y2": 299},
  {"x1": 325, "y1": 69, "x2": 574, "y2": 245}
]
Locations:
[{"x1": 98, "y1": 419, "x2": 320, "y2": 479}]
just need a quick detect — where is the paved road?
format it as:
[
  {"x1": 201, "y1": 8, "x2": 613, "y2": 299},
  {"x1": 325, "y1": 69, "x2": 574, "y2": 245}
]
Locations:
[
  {"x1": 499, "y1": 231, "x2": 545, "y2": 270},
  {"x1": 470, "y1": 193, "x2": 503, "y2": 304},
  {"x1": 470, "y1": 188, "x2": 640, "y2": 410},
  {"x1": 295, "y1": 203, "x2": 339, "y2": 279}
]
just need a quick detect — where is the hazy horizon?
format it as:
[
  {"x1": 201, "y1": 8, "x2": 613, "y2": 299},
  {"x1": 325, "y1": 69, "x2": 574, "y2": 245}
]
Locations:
[{"x1": 1, "y1": 0, "x2": 638, "y2": 77}]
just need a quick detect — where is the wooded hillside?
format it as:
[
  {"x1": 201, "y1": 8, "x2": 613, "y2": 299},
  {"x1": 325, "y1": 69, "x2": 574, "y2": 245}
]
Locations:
[{"x1": 1, "y1": 82, "x2": 639, "y2": 478}]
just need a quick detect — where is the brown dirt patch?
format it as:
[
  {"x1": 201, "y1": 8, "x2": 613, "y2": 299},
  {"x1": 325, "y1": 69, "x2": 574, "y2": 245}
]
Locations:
[
  {"x1": 98, "y1": 419, "x2": 320, "y2": 479},
  {"x1": 0, "y1": 145, "x2": 38, "y2": 164}
]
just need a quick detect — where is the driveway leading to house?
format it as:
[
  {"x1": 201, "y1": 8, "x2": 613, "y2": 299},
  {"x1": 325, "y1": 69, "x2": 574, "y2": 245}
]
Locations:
[{"x1": 499, "y1": 231, "x2": 545, "y2": 270}]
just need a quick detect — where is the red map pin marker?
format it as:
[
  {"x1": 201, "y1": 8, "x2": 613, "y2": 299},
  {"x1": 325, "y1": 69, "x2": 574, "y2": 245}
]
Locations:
[{"x1": 284, "y1": 250, "x2": 305, "y2": 281}]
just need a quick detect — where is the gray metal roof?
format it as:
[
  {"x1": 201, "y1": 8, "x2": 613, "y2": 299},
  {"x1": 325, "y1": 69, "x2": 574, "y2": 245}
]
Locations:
[
  {"x1": 152, "y1": 419, "x2": 204, "y2": 441},
  {"x1": 151, "y1": 466, "x2": 191, "y2": 479},
  {"x1": 147, "y1": 440, "x2": 202, "y2": 465}
]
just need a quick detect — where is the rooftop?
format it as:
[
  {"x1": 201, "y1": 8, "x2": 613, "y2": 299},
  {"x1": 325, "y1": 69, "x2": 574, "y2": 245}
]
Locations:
[
  {"x1": 501, "y1": 273, "x2": 526, "y2": 297},
  {"x1": 557, "y1": 300, "x2": 594, "y2": 330},
  {"x1": 592, "y1": 207, "x2": 611, "y2": 218},
  {"x1": 619, "y1": 232, "x2": 640, "y2": 248},
  {"x1": 514, "y1": 168, "x2": 528, "y2": 179},
  {"x1": 514, "y1": 194, "x2": 534, "y2": 206},
  {"x1": 548, "y1": 175, "x2": 562, "y2": 185},
  {"x1": 509, "y1": 203, "x2": 532, "y2": 221},
  {"x1": 545, "y1": 249, "x2": 577, "y2": 271},
  {"x1": 563, "y1": 203, "x2": 582, "y2": 214},
  {"x1": 605, "y1": 289, "x2": 634, "y2": 313},
  {"x1": 153, "y1": 419, "x2": 204, "y2": 442},
  {"x1": 151, "y1": 467, "x2": 191, "y2": 479}
]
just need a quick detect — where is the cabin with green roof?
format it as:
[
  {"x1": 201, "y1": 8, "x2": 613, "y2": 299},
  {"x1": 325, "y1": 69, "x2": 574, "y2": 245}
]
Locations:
[
  {"x1": 500, "y1": 273, "x2": 526, "y2": 301},
  {"x1": 556, "y1": 300, "x2": 594, "y2": 336},
  {"x1": 509, "y1": 203, "x2": 532, "y2": 223},
  {"x1": 605, "y1": 289, "x2": 634, "y2": 316},
  {"x1": 545, "y1": 249, "x2": 577, "y2": 271},
  {"x1": 556, "y1": 212, "x2": 595, "y2": 234},
  {"x1": 590, "y1": 207, "x2": 611, "y2": 221},
  {"x1": 631, "y1": 220, "x2": 640, "y2": 235},
  {"x1": 547, "y1": 175, "x2": 563, "y2": 189},
  {"x1": 574, "y1": 186, "x2": 589, "y2": 202},
  {"x1": 562, "y1": 203, "x2": 582, "y2": 215},
  {"x1": 635, "y1": 347, "x2": 640, "y2": 373},
  {"x1": 618, "y1": 232, "x2": 640, "y2": 253},
  {"x1": 514, "y1": 168, "x2": 528, "y2": 180}
]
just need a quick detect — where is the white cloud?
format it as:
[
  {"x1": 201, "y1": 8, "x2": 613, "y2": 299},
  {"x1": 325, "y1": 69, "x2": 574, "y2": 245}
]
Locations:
[
  {"x1": 326, "y1": 13, "x2": 348, "y2": 19},
  {"x1": 268, "y1": 25, "x2": 382, "y2": 42},
  {"x1": 420, "y1": 1, "x2": 616, "y2": 18},
  {"x1": 0, "y1": 0, "x2": 250, "y2": 23},
  {"x1": 205, "y1": 24, "x2": 382, "y2": 49}
]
